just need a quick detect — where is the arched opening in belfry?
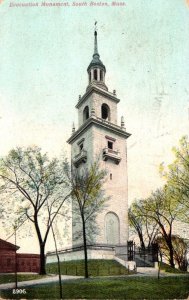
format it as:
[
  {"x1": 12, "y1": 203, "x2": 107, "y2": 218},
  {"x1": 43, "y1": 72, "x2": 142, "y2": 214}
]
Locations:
[
  {"x1": 94, "y1": 69, "x2": 97, "y2": 80},
  {"x1": 100, "y1": 70, "x2": 103, "y2": 81},
  {"x1": 105, "y1": 212, "x2": 120, "y2": 245},
  {"x1": 89, "y1": 71, "x2": 91, "y2": 82},
  {"x1": 101, "y1": 103, "x2": 110, "y2": 121},
  {"x1": 83, "y1": 106, "x2": 89, "y2": 122}
]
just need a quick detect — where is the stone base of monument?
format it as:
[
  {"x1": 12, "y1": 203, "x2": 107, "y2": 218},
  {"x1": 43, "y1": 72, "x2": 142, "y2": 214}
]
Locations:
[{"x1": 46, "y1": 244, "x2": 133, "y2": 268}]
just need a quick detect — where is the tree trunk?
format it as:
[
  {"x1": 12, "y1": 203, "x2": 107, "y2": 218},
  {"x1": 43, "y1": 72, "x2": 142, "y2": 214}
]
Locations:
[
  {"x1": 82, "y1": 216, "x2": 89, "y2": 278},
  {"x1": 167, "y1": 239, "x2": 175, "y2": 268},
  {"x1": 51, "y1": 222, "x2": 63, "y2": 299},
  {"x1": 34, "y1": 216, "x2": 46, "y2": 275},
  {"x1": 40, "y1": 242, "x2": 46, "y2": 275},
  {"x1": 138, "y1": 233, "x2": 145, "y2": 249}
]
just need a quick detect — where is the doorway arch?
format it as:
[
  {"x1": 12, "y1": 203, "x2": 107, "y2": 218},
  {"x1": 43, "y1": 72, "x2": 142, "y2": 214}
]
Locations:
[{"x1": 105, "y1": 212, "x2": 120, "y2": 245}]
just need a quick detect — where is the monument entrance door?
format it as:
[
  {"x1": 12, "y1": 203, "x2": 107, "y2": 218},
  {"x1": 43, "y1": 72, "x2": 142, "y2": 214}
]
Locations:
[{"x1": 105, "y1": 212, "x2": 120, "y2": 245}]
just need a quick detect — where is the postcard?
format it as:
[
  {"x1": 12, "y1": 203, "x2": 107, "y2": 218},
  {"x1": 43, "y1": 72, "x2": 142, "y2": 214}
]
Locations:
[{"x1": 0, "y1": 0, "x2": 189, "y2": 299}]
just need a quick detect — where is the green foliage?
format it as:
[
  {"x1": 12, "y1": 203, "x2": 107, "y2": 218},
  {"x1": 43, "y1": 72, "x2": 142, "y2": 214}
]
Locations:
[
  {"x1": 129, "y1": 199, "x2": 159, "y2": 248},
  {"x1": 71, "y1": 161, "x2": 107, "y2": 212},
  {"x1": 157, "y1": 236, "x2": 188, "y2": 271},
  {"x1": 159, "y1": 262, "x2": 188, "y2": 274},
  {"x1": 130, "y1": 188, "x2": 182, "y2": 268},
  {"x1": 71, "y1": 161, "x2": 108, "y2": 241},
  {"x1": 70, "y1": 161, "x2": 109, "y2": 278},
  {"x1": 0, "y1": 146, "x2": 70, "y2": 274},
  {"x1": 160, "y1": 136, "x2": 189, "y2": 221},
  {"x1": 0, "y1": 146, "x2": 70, "y2": 218},
  {"x1": 130, "y1": 136, "x2": 189, "y2": 269}
]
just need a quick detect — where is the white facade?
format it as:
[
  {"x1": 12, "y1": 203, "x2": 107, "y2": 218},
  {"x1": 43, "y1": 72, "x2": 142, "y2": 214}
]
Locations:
[{"x1": 67, "y1": 31, "x2": 131, "y2": 247}]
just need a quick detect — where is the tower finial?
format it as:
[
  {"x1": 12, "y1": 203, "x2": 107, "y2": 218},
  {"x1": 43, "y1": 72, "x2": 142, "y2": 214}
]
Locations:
[
  {"x1": 94, "y1": 21, "x2": 97, "y2": 31},
  {"x1": 94, "y1": 21, "x2": 98, "y2": 56}
]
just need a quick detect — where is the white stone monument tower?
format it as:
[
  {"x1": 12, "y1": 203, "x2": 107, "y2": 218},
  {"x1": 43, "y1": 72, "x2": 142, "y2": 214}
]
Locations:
[{"x1": 67, "y1": 29, "x2": 131, "y2": 248}]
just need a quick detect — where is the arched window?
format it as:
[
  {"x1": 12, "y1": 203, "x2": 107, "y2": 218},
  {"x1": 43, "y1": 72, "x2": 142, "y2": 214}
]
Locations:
[
  {"x1": 101, "y1": 103, "x2": 110, "y2": 121},
  {"x1": 100, "y1": 70, "x2": 103, "y2": 81},
  {"x1": 83, "y1": 106, "x2": 89, "y2": 122},
  {"x1": 105, "y1": 212, "x2": 120, "y2": 245},
  {"x1": 94, "y1": 69, "x2": 97, "y2": 80},
  {"x1": 89, "y1": 72, "x2": 91, "y2": 82}
]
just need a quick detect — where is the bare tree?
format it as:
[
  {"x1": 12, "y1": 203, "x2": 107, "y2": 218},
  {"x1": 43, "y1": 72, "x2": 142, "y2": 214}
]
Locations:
[
  {"x1": 70, "y1": 161, "x2": 108, "y2": 278},
  {"x1": 129, "y1": 199, "x2": 159, "y2": 249},
  {"x1": 156, "y1": 235, "x2": 188, "y2": 271},
  {"x1": 0, "y1": 146, "x2": 70, "y2": 274},
  {"x1": 138, "y1": 188, "x2": 182, "y2": 268}
]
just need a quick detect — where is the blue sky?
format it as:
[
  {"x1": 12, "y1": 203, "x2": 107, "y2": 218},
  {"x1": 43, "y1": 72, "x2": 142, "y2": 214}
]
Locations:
[
  {"x1": 0, "y1": 0, "x2": 189, "y2": 250},
  {"x1": 0, "y1": 0, "x2": 189, "y2": 197}
]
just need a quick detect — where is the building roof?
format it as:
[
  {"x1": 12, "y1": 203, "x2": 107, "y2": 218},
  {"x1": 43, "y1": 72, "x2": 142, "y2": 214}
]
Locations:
[
  {"x1": 87, "y1": 31, "x2": 106, "y2": 72},
  {"x1": 0, "y1": 238, "x2": 20, "y2": 251}
]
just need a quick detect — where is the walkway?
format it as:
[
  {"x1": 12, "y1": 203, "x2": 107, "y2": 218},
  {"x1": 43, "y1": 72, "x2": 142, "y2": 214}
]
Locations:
[
  {"x1": 136, "y1": 267, "x2": 189, "y2": 277},
  {"x1": 0, "y1": 275, "x2": 83, "y2": 290},
  {"x1": 0, "y1": 269, "x2": 188, "y2": 290}
]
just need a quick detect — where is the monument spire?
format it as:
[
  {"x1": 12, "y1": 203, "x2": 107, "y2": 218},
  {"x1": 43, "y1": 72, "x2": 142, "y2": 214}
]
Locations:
[
  {"x1": 94, "y1": 22, "x2": 99, "y2": 57},
  {"x1": 87, "y1": 23, "x2": 107, "y2": 91}
]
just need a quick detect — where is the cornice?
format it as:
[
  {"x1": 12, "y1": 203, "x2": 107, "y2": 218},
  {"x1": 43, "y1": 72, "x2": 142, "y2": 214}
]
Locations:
[
  {"x1": 67, "y1": 116, "x2": 131, "y2": 144},
  {"x1": 75, "y1": 85, "x2": 120, "y2": 109}
]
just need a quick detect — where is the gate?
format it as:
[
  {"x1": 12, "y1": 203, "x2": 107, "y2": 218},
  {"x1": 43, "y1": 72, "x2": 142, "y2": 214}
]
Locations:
[{"x1": 127, "y1": 241, "x2": 158, "y2": 267}]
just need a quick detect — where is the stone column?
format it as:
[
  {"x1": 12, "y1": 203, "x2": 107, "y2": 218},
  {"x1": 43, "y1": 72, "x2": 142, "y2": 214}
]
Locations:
[
  {"x1": 97, "y1": 69, "x2": 100, "y2": 81},
  {"x1": 91, "y1": 69, "x2": 94, "y2": 81}
]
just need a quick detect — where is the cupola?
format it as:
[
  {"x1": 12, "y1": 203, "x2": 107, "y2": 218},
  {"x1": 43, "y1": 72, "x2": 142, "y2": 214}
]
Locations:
[{"x1": 87, "y1": 30, "x2": 108, "y2": 91}]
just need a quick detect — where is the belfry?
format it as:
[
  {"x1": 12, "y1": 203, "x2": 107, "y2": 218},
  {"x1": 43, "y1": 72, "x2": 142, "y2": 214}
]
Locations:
[{"x1": 67, "y1": 29, "x2": 131, "y2": 247}]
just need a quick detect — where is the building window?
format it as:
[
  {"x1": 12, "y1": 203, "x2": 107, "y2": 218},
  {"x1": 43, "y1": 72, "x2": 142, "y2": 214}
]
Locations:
[
  {"x1": 110, "y1": 173, "x2": 112, "y2": 180},
  {"x1": 101, "y1": 103, "x2": 110, "y2": 121},
  {"x1": 108, "y1": 141, "x2": 113, "y2": 149},
  {"x1": 100, "y1": 70, "x2": 103, "y2": 81},
  {"x1": 94, "y1": 69, "x2": 97, "y2": 80},
  {"x1": 77, "y1": 138, "x2": 85, "y2": 152},
  {"x1": 83, "y1": 106, "x2": 89, "y2": 122}
]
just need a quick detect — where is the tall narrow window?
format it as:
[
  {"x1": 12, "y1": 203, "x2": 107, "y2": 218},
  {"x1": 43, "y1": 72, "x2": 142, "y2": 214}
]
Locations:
[
  {"x1": 100, "y1": 70, "x2": 103, "y2": 81},
  {"x1": 101, "y1": 103, "x2": 110, "y2": 121},
  {"x1": 83, "y1": 106, "x2": 89, "y2": 122},
  {"x1": 94, "y1": 69, "x2": 97, "y2": 80},
  {"x1": 108, "y1": 141, "x2": 113, "y2": 149}
]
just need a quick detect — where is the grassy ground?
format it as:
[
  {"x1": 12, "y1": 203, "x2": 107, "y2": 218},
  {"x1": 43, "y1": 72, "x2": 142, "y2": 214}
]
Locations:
[
  {"x1": 1, "y1": 276, "x2": 189, "y2": 299},
  {"x1": 46, "y1": 259, "x2": 134, "y2": 276},
  {"x1": 0, "y1": 274, "x2": 45, "y2": 284}
]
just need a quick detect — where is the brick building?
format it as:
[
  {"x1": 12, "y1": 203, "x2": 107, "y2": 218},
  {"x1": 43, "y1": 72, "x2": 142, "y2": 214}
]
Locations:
[{"x1": 0, "y1": 238, "x2": 40, "y2": 273}]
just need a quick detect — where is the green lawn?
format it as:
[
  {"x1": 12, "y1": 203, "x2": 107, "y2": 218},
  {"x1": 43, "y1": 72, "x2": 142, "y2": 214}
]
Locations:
[
  {"x1": 0, "y1": 274, "x2": 45, "y2": 284},
  {"x1": 46, "y1": 259, "x2": 134, "y2": 276},
  {"x1": 1, "y1": 277, "x2": 189, "y2": 299}
]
